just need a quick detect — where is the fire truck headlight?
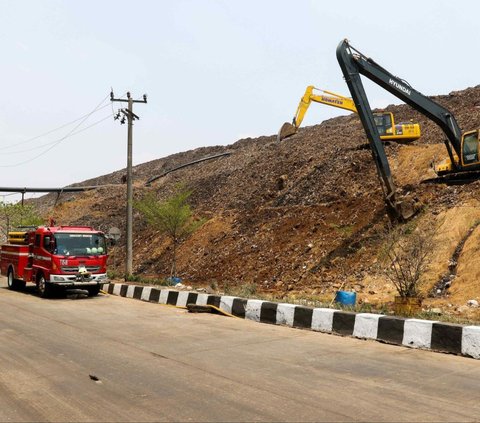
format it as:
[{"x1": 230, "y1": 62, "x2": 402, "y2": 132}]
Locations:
[{"x1": 52, "y1": 276, "x2": 65, "y2": 282}]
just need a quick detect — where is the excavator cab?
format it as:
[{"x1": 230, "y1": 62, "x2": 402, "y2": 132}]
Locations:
[
  {"x1": 373, "y1": 113, "x2": 392, "y2": 136},
  {"x1": 437, "y1": 130, "x2": 479, "y2": 175},
  {"x1": 461, "y1": 130, "x2": 479, "y2": 166}
]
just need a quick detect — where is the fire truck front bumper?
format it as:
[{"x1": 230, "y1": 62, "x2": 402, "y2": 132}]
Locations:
[{"x1": 49, "y1": 273, "x2": 108, "y2": 286}]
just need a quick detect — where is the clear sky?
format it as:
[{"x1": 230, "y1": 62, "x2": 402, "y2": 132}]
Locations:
[{"x1": 0, "y1": 0, "x2": 478, "y2": 201}]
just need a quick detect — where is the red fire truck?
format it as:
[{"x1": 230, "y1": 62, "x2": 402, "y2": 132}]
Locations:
[{"x1": 1, "y1": 225, "x2": 108, "y2": 297}]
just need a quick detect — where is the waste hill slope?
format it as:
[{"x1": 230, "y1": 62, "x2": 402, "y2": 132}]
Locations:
[{"x1": 35, "y1": 86, "x2": 480, "y2": 309}]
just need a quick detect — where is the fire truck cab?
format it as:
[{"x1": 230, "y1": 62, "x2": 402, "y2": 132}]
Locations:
[{"x1": 1, "y1": 225, "x2": 108, "y2": 297}]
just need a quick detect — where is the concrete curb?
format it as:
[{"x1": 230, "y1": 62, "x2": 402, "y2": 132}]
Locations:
[{"x1": 102, "y1": 283, "x2": 480, "y2": 360}]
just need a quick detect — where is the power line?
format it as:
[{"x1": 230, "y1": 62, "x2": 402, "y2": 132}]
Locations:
[
  {"x1": 0, "y1": 115, "x2": 113, "y2": 167},
  {"x1": 0, "y1": 94, "x2": 113, "y2": 168},
  {"x1": 0, "y1": 95, "x2": 112, "y2": 151},
  {"x1": 0, "y1": 114, "x2": 113, "y2": 156}
]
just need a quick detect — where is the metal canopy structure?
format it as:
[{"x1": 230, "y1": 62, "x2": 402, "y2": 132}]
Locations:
[
  {"x1": 0, "y1": 185, "x2": 110, "y2": 205},
  {"x1": 0, "y1": 186, "x2": 100, "y2": 193}
]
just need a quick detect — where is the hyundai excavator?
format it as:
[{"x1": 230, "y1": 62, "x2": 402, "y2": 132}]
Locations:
[
  {"x1": 277, "y1": 85, "x2": 421, "y2": 142},
  {"x1": 336, "y1": 39, "x2": 480, "y2": 221}
]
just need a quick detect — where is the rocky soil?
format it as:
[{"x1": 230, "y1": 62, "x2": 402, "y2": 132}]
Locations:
[{"x1": 32, "y1": 86, "x2": 480, "y2": 318}]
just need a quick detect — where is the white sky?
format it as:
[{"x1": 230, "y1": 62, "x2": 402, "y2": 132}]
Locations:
[{"x1": 0, "y1": 0, "x2": 478, "y2": 201}]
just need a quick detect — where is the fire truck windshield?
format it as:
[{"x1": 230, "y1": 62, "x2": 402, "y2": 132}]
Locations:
[{"x1": 54, "y1": 232, "x2": 107, "y2": 256}]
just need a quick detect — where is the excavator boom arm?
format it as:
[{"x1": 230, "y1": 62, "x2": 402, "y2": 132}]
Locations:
[
  {"x1": 309, "y1": 90, "x2": 357, "y2": 114},
  {"x1": 336, "y1": 40, "x2": 400, "y2": 217},
  {"x1": 293, "y1": 86, "x2": 357, "y2": 128},
  {"x1": 337, "y1": 40, "x2": 462, "y2": 163},
  {"x1": 277, "y1": 85, "x2": 359, "y2": 142},
  {"x1": 335, "y1": 39, "x2": 472, "y2": 220}
]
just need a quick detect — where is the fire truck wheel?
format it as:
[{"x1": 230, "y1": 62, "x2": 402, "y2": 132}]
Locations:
[
  {"x1": 7, "y1": 269, "x2": 25, "y2": 291},
  {"x1": 37, "y1": 275, "x2": 51, "y2": 298},
  {"x1": 87, "y1": 285, "x2": 100, "y2": 296}
]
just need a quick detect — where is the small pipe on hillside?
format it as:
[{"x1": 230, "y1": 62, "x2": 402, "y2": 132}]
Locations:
[{"x1": 145, "y1": 152, "x2": 232, "y2": 186}]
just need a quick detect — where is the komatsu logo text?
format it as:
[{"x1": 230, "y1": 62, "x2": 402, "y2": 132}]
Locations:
[
  {"x1": 320, "y1": 96, "x2": 343, "y2": 105},
  {"x1": 389, "y1": 79, "x2": 411, "y2": 96}
]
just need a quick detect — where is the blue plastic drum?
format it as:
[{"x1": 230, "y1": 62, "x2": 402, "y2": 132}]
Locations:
[{"x1": 335, "y1": 290, "x2": 356, "y2": 306}]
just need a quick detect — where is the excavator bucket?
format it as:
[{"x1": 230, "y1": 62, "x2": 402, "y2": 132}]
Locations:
[
  {"x1": 388, "y1": 196, "x2": 418, "y2": 222},
  {"x1": 385, "y1": 192, "x2": 419, "y2": 222},
  {"x1": 277, "y1": 122, "x2": 297, "y2": 142},
  {"x1": 397, "y1": 201, "x2": 416, "y2": 221}
]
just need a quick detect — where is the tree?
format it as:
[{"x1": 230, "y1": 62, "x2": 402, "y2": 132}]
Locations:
[
  {"x1": 134, "y1": 187, "x2": 204, "y2": 277},
  {"x1": 379, "y1": 222, "x2": 435, "y2": 298},
  {"x1": 0, "y1": 202, "x2": 43, "y2": 242}
]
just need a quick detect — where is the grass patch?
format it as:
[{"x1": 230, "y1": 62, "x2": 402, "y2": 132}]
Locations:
[
  {"x1": 108, "y1": 271, "x2": 176, "y2": 287},
  {"x1": 328, "y1": 223, "x2": 355, "y2": 236},
  {"x1": 224, "y1": 282, "x2": 258, "y2": 298}
]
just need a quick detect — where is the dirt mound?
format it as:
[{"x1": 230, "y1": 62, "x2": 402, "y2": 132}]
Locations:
[{"x1": 32, "y1": 86, "x2": 480, "y2": 312}]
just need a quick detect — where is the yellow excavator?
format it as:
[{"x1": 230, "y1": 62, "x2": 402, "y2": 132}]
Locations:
[{"x1": 277, "y1": 85, "x2": 421, "y2": 142}]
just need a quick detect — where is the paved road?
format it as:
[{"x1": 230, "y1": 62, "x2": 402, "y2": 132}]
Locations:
[{"x1": 0, "y1": 280, "x2": 479, "y2": 422}]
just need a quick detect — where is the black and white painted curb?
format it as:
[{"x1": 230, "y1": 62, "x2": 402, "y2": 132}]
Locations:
[{"x1": 102, "y1": 283, "x2": 480, "y2": 360}]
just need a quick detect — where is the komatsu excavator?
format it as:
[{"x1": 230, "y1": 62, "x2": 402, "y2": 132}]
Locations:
[
  {"x1": 277, "y1": 85, "x2": 421, "y2": 142},
  {"x1": 336, "y1": 39, "x2": 480, "y2": 221}
]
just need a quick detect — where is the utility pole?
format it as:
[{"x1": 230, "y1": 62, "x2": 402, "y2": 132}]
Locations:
[{"x1": 110, "y1": 90, "x2": 147, "y2": 278}]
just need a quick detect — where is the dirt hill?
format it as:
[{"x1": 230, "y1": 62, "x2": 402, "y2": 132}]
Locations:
[{"x1": 33, "y1": 86, "x2": 480, "y2": 316}]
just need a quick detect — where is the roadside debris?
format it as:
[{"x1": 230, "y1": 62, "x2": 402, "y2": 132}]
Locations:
[
  {"x1": 89, "y1": 374, "x2": 102, "y2": 384},
  {"x1": 66, "y1": 289, "x2": 89, "y2": 299}
]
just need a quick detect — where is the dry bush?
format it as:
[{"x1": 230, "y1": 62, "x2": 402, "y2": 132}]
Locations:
[{"x1": 379, "y1": 222, "x2": 436, "y2": 298}]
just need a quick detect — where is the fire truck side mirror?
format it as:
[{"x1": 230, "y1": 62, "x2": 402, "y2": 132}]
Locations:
[{"x1": 43, "y1": 236, "x2": 55, "y2": 253}]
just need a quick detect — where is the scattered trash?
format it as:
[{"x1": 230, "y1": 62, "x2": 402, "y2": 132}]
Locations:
[
  {"x1": 166, "y1": 276, "x2": 182, "y2": 286},
  {"x1": 467, "y1": 299, "x2": 479, "y2": 308},
  {"x1": 89, "y1": 374, "x2": 102, "y2": 384},
  {"x1": 187, "y1": 304, "x2": 214, "y2": 313},
  {"x1": 186, "y1": 303, "x2": 236, "y2": 317},
  {"x1": 335, "y1": 290, "x2": 356, "y2": 306}
]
